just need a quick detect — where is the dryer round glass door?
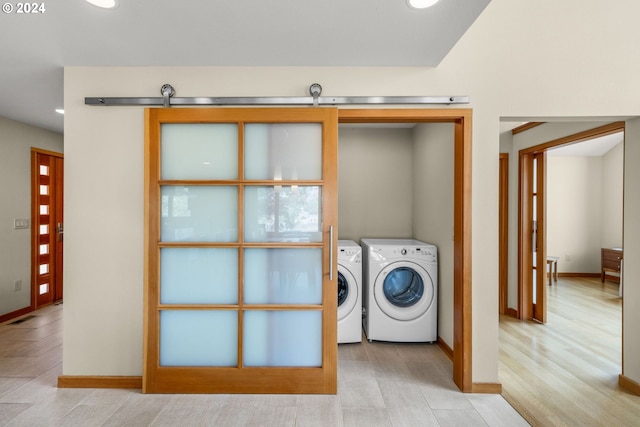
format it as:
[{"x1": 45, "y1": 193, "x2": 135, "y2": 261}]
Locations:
[
  {"x1": 383, "y1": 267, "x2": 424, "y2": 307},
  {"x1": 373, "y1": 261, "x2": 434, "y2": 321},
  {"x1": 337, "y1": 265, "x2": 358, "y2": 321}
]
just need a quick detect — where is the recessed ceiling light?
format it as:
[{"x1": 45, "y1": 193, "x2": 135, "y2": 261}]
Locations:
[
  {"x1": 85, "y1": 0, "x2": 118, "y2": 9},
  {"x1": 407, "y1": 0, "x2": 440, "y2": 9},
  {"x1": 55, "y1": 109, "x2": 64, "y2": 115}
]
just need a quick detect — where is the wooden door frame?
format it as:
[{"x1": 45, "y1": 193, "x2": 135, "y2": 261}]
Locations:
[
  {"x1": 499, "y1": 154, "x2": 510, "y2": 316},
  {"x1": 339, "y1": 109, "x2": 473, "y2": 392},
  {"x1": 53, "y1": 156, "x2": 64, "y2": 302},
  {"x1": 517, "y1": 122, "x2": 625, "y2": 321}
]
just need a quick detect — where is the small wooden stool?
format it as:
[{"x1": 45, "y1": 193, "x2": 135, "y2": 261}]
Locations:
[{"x1": 546, "y1": 256, "x2": 559, "y2": 286}]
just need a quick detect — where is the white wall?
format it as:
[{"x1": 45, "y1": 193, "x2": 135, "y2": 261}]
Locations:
[
  {"x1": 412, "y1": 123, "x2": 455, "y2": 348},
  {"x1": 623, "y1": 118, "x2": 640, "y2": 381},
  {"x1": 546, "y1": 142, "x2": 624, "y2": 274},
  {"x1": 63, "y1": 105, "x2": 144, "y2": 375},
  {"x1": 63, "y1": 0, "x2": 640, "y2": 385},
  {"x1": 0, "y1": 116, "x2": 63, "y2": 317},
  {"x1": 601, "y1": 142, "x2": 624, "y2": 248},
  {"x1": 547, "y1": 156, "x2": 603, "y2": 273},
  {"x1": 337, "y1": 126, "x2": 413, "y2": 241}
]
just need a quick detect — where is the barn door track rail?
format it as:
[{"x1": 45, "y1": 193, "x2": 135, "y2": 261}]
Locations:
[{"x1": 85, "y1": 83, "x2": 470, "y2": 108}]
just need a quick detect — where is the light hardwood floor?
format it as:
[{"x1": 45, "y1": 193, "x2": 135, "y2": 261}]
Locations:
[
  {"x1": 0, "y1": 303, "x2": 527, "y2": 426},
  {"x1": 500, "y1": 276, "x2": 640, "y2": 426}
]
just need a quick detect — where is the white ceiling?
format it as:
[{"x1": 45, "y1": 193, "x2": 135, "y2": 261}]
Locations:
[
  {"x1": 0, "y1": 0, "x2": 491, "y2": 134},
  {"x1": 547, "y1": 131, "x2": 624, "y2": 157}
]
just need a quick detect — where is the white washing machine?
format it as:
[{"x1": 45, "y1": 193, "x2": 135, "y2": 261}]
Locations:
[
  {"x1": 361, "y1": 238, "x2": 437, "y2": 343},
  {"x1": 337, "y1": 240, "x2": 362, "y2": 344}
]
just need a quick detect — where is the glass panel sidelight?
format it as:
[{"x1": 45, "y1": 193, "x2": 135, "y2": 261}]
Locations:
[
  {"x1": 533, "y1": 158, "x2": 538, "y2": 193},
  {"x1": 243, "y1": 310, "x2": 322, "y2": 367},
  {"x1": 161, "y1": 186, "x2": 238, "y2": 242},
  {"x1": 161, "y1": 124, "x2": 238, "y2": 180},
  {"x1": 244, "y1": 186, "x2": 322, "y2": 243},
  {"x1": 244, "y1": 123, "x2": 322, "y2": 180},
  {"x1": 161, "y1": 248, "x2": 238, "y2": 304},
  {"x1": 244, "y1": 248, "x2": 322, "y2": 304},
  {"x1": 160, "y1": 310, "x2": 238, "y2": 366}
]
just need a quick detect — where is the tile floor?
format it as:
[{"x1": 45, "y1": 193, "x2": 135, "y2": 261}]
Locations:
[{"x1": 0, "y1": 304, "x2": 529, "y2": 426}]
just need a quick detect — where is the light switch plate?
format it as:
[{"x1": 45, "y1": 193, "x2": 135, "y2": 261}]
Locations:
[{"x1": 14, "y1": 219, "x2": 29, "y2": 229}]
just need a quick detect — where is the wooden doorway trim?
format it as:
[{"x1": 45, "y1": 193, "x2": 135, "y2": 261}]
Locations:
[
  {"x1": 338, "y1": 108, "x2": 473, "y2": 392},
  {"x1": 519, "y1": 122, "x2": 625, "y2": 155},
  {"x1": 499, "y1": 153, "x2": 510, "y2": 316},
  {"x1": 517, "y1": 122, "x2": 625, "y2": 322}
]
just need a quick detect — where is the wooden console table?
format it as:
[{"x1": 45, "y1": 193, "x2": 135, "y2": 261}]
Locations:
[{"x1": 601, "y1": 247, "x2": 623, "y2": 283}]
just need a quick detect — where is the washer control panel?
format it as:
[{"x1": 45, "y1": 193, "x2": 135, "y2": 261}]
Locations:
[{"x1": 339, "y1": 247, "x2": 361, "y2": 263}]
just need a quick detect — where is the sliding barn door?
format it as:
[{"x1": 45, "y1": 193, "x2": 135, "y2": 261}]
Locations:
[{"x1": 143, "y1": 108, "x2": 338, "y2": 394}]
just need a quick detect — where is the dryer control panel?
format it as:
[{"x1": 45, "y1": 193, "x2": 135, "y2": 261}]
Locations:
[
  {"x1": 391, "y1": 246, "x2": 437, "y2": 262},
  {"x1": 365, "y1": 241, "x2": 438, "y2": 263}
]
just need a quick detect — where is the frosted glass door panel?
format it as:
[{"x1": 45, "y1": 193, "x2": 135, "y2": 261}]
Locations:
[
  {"x1": 161, "y1": 186, "x2": 238, "y2": 242},
  {"x1": 161, "y1": 124, "x2": 238, "y2": 180},
  {"x1": 244, "y1": 186, "x2": 322, "y2": 242},
  {"x1": 244, "y1": 248, "x2": 322, "y2": 304},
  {"x1": 160, "y1": 310, "x2": 237, "y2": 366},
  {"x1": 244, "y1": 124, "x2": 322, "y2": 180},
  {"x1": 243, "y1": 311, "x2": 322, "y2": 367},
  {"x1": 160, "y1": 248, "x2": 238, "y2": 304}
]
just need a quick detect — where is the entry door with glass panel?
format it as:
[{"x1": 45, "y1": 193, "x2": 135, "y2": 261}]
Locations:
[
  {"x1": 143, "y1": 108, "x2": 338, "y2": 394},
  {"x1": 32, "y1": 150, "x2": 64, "y2": 308}
]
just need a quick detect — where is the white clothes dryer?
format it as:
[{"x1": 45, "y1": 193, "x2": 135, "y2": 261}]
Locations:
[
  {"x1": 361, "y1": 239, "x2": 437, "y2": 343},
  {"x1": 337, "y1": 240, "x2": 362, "y2": 344}
]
